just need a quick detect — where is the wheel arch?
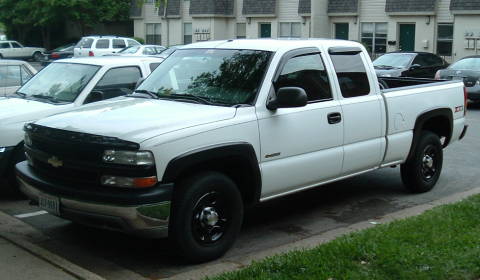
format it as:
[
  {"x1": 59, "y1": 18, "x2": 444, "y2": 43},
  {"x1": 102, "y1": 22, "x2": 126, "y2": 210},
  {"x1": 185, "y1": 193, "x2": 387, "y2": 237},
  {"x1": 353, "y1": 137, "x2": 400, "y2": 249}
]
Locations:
[
  {"x1": 407, "y1": 108, "x2": 453, "y2": 161},
  {"x1": 162, "y1": 142, "x2": 262, "y2": 207}
]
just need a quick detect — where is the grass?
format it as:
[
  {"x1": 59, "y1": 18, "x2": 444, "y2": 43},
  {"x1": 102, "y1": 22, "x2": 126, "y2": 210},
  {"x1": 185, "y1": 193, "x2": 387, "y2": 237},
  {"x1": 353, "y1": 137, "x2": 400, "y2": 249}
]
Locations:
[{"x1": 210, "y1": 195, "x2": 480, "y2": 280}]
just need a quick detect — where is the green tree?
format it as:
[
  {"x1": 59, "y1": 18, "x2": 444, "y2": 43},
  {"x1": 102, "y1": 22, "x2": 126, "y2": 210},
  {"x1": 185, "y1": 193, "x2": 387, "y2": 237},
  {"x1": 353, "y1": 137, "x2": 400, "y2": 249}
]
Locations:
[{"x1": 0, "y1": 0, "x2": 132, "y2": 48}]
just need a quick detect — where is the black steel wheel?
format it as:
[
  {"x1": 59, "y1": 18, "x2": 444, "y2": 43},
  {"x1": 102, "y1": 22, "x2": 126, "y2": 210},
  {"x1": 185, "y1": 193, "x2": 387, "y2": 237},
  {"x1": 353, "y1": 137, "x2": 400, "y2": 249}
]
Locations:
[
  {"x1": 169, "y1": 171, "x2": 243, "y2": 263},
  {"x1": 401, "y1": 131, "x2": 443, "y2": 193}
]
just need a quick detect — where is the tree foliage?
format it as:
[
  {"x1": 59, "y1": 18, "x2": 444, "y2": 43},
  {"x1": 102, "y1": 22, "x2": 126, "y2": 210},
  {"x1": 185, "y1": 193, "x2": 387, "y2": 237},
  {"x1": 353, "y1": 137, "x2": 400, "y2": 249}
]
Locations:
[{"x1": 0, "y1": 0, "x2": 132, "y2": 47}]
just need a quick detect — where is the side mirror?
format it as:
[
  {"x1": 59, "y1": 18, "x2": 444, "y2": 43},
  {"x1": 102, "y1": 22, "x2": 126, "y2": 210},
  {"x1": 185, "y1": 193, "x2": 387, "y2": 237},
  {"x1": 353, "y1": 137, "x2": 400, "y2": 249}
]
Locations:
[
  {"x1": 410, "y1": 64, "x2": 421, "y2": 70},
  {"x1": 84, "y1": 90, "x2": 104, "y2": 104},
  {"x1": 135, "y1": 77, "x2": 146, "y2": 89},
  {"x1": 267, "y1": 87, "x2": 308, "y2": 110}
]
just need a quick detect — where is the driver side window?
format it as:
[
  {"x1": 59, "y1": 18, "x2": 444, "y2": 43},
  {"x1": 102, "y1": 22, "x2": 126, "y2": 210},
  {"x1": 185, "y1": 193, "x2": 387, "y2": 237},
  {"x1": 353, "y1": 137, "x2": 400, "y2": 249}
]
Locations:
[
  {"x1": 88, "y1": 67, "x2": 142, "y2": 103},
  {"x1": 276, "y1": 53, "x2": 332, "y2": 102}
]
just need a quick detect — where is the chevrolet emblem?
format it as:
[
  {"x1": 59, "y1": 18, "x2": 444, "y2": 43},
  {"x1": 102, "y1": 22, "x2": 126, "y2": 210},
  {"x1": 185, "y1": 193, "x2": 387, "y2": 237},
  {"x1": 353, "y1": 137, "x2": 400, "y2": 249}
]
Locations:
[{"x1": 47, "y1": 156, "x2": 63, "y2": 168}]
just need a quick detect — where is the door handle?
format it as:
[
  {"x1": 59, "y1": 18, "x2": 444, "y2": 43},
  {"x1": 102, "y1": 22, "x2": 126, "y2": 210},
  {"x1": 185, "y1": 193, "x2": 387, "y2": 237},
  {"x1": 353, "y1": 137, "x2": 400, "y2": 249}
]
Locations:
[{"x1": 327, "y1": 112, "x2": 342, "y2": 124}]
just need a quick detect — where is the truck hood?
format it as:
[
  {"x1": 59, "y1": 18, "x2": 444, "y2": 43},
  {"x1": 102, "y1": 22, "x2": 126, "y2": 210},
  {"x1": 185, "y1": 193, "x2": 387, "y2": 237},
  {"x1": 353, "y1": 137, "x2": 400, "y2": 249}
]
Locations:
[
  {"x1": 0, "y1": 98, "x2": 59, "y2": 125},
  {"x1": 35, "y1": 98, "x2": 238, "y2": 143}
]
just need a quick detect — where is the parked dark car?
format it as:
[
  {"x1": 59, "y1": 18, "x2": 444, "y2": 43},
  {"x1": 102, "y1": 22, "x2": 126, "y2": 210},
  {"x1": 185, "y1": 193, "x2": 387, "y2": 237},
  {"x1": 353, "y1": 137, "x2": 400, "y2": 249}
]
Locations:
[
  {"x1": 436, "y1": 55, "x2": 480, "y2": 103},
  {"x1": 374, "y1": 52, "x2": 448, "y2": 78},
  {"x1": 41, "y1": 43, "x2": 75, "y2": 66}
]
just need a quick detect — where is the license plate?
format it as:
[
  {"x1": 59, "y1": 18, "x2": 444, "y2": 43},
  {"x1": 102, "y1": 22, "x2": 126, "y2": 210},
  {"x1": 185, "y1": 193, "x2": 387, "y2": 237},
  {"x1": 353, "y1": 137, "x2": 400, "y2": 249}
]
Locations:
[{"x1": 39, "y1": 194, "x2": 60, "y2": 215}]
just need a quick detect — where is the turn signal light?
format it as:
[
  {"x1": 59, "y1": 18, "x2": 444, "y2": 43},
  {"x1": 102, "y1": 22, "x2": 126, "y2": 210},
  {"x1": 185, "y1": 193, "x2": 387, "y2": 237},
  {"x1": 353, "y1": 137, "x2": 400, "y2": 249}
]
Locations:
[{"x1": 100, "y1": 175, "x2": 158, "y2": 188}]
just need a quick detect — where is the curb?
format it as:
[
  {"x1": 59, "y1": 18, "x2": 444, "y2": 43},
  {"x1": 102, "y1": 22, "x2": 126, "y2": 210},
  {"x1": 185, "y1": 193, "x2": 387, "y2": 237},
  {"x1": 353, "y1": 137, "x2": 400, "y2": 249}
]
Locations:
[
  {"x1": 167, "y1": 186, "x2": 480, "y2": 280},
  {"x1": 0, "y1": 211, "x2": 106, "y2": 280}
]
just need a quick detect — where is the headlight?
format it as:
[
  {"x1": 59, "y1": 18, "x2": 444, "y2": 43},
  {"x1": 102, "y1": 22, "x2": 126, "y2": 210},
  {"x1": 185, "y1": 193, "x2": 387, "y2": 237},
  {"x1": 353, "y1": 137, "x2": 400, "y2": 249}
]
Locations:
[
  {"x1": 0, "y1": 147, "x2": 5, "y2": 153},
  {"x1": 24, "y1": 133, "x2": 33, "y2": 146},
  {"x1": 380, "y1": 74, "x2": 392, "y2": 77},
  {"x1": 102, "y1": 150, "x2": 154, "y2": 166}
]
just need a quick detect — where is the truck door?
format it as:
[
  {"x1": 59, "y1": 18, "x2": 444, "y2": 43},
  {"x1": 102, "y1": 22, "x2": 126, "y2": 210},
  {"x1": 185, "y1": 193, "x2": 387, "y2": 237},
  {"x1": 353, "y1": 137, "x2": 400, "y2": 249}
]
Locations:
[
  {"x1": 328, "y1": 47, "x2": 385, "y2": 175},
  {"x1": 257, "y1": 48, "x2": 344, "y2": 199}
]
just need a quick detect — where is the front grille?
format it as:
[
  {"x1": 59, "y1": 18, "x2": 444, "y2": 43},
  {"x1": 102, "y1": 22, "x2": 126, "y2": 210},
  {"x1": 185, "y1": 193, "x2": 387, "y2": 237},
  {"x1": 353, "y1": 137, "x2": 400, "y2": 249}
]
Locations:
[
  {"x1": 23, "y1": 124, "x2": 155, "y2": 187},
  {"x1": 32, "y1": 157, "x2": 98, "y2": 185}
]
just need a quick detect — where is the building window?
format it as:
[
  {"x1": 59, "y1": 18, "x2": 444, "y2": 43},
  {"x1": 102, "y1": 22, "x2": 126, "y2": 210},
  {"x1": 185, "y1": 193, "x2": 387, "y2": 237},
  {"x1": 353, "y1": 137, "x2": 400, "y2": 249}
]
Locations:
[
  {"x1": 146, "y1": 23, "x2": 161, "y2": 45},
  {"x1": 361, "y1": 23, "x2": 387, "y2": 55},
  {"x1": 279, "y1": 22, "x2": 301, "y2": 38},
  {"x1": 437, "y1": 24, "x2": 453, "y2": 57},
  {"x1": 184, "y1": 23, "x2": 192, "y2": 44},
  {"x1": 259, "y1": 23, "x2": 272, "y2": 38},
  {"x1": 237, "y1": 23, "x2": 246, "y2": 39},
  {"x1": 334, "y1": 23, "x2": 349, "y2": 40}
]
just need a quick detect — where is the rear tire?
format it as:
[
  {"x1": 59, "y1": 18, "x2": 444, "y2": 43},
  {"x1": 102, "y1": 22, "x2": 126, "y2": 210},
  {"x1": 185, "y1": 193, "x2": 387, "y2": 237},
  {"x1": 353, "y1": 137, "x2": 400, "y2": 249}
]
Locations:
[
  {"x1": 401, "y1": 131, "x2": 443, "y2": 193},
  {"x1": 33, "y1": 51, "x2": 43, "y2": 62},
  {"x1": 169, "y1": 171, "x2": 243, "y2": 263}
]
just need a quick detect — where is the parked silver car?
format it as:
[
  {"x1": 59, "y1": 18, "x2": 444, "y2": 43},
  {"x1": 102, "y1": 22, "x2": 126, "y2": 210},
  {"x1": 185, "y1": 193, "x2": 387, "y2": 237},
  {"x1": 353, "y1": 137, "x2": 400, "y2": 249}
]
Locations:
[{"x1": 0, "y1": 60, "x2": 37, "y2": 97}]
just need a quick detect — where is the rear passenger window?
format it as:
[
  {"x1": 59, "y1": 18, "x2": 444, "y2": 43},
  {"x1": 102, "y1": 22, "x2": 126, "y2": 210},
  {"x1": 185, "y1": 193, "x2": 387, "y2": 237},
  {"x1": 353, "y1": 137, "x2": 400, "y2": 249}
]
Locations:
[
  {"x1": 95, "y1": 39, "x2": 110, "y2": 49},
  {"x1": 276, "y1": 53, "x2": 332, "y2": 102},
  {"x1": 93, "y1": 67, "x2": 142, "y2": 98},
  {"x1": 112, "y1": 39, "x2": 126, "y2": 49},
  {"x1": 0, "y1": 42, "x2": 10, "y2": 48},
  {"x1": 127, "y1": 40, "x2": 140, "y2": 47},
  {"x1": 76, "y1": 38, "x2": 93, "y2": 48},
  {"x1": 330, "y1": 52, "x2": 370, "y2": 98}
]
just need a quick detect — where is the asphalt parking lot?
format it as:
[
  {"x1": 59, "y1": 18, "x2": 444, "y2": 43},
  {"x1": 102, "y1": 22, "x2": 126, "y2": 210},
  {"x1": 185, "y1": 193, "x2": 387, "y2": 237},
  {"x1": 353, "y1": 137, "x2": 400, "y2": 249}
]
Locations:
[{"x1": 1, "y1": 105, "x2": 479, "y2": 280}]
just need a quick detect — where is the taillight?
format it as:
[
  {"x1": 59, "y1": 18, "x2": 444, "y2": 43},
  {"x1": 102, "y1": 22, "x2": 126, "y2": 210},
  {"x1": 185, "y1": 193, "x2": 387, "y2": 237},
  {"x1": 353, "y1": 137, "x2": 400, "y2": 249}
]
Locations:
[
  {"x1": 51, "y1": 52, "x2": 60, "y2": 59},
  {"x1": 464, "y1": 86, "x2": 468, "y2": 116},
  {"x1": 434, "y1": 70, "x2": 441, "y2": 80},
  {"x1": 88, "y1": 51, "x2": 94, "y2": 57}
]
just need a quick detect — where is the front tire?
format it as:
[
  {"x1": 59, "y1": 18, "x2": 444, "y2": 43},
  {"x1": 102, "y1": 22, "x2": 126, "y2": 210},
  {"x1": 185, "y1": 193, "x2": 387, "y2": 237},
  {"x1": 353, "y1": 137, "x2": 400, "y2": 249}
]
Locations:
[
  {"x1": 401, "y1": 131, "x2": 443, "y2": 193},
  {"x1": 5, "y1": 145, "x2": 26, "y2": 197},
  {"x1": 169, "y1": 171, "x2": 243, "y2": 263},
  {"x1": 33, "y1": 51, "x2": 43, "y2": 62}
]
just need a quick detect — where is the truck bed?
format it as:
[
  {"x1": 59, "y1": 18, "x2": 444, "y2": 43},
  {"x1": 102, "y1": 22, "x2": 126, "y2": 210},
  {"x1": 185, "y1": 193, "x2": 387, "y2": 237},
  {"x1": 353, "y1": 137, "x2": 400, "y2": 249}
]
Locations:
[{"x1": 379, "y1": 77, "x2": 456, "y2": 92}]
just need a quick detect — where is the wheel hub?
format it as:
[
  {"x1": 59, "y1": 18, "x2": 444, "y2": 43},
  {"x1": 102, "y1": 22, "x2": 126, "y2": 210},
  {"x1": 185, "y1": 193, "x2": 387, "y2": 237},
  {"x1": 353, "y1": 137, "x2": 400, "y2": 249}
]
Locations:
[
  {"x1": 423, "y1": 155, "x2": 434, "y2": 169},
  {"x1": 200, "y1": 207, "x2": 219, "y2": 226}
]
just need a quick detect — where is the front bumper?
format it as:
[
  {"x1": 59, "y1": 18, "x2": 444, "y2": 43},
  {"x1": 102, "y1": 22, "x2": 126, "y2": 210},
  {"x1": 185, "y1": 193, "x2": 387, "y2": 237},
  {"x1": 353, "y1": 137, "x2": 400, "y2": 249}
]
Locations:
[
  {"x1": 0, "y1": 146, "x2": 15, "y2": 177},
  {"x1": 16, "y1": 161, "x2": 172, "y2": 238}
]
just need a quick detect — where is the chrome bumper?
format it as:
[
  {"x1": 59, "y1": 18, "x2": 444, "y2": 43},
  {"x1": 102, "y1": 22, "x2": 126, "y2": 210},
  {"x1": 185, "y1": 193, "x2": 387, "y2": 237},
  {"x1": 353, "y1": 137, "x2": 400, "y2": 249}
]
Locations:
[{"x1": 19, "y1": 177, "x2": 170, "y2": 238}]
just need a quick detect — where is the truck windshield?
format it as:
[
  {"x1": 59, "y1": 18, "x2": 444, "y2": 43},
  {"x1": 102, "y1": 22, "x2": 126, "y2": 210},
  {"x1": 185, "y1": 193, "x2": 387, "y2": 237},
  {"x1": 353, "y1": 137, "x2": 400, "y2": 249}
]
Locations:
[
  {"x1": 373, "y1": 53, "x2": 415, "y2": 68},
  {"x1": 138, "y1": 49, "x2": 272, "y2": 106},
  {"x1": 18, "y1": 63, "x2": 100, "y2": 103}
]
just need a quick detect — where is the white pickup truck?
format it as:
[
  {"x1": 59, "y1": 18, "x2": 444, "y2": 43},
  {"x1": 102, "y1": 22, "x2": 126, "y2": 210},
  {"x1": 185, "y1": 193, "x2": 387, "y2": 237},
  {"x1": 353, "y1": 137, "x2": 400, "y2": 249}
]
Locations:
[
  {"x1": 16, "y1": 39, "x2": 468, "y2": 262},
  {"x1": 0, "y1": 56, "x2": 163, "y2": 193}
]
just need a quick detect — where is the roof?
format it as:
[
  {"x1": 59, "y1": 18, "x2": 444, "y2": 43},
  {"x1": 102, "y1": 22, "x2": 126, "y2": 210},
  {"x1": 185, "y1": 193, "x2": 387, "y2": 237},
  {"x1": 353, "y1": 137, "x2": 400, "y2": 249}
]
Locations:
[
  {"x1": 190, "y1": 0, "x2": 234, "y2": 16},
  {"x1": 54, "y1": 56, "x2": 164, "y2": 67},
  {"x1": 385, "y1": 0, "x2": 436, "y2": 13},
  {"x1": 450, "y1": 0, "x2": 480, "y2": 10},
  {"x1": 298, "y1": 0, "x2": 311, "y2": 14},
  {"x1": 158, "y1": 0, "x2": 181, "y2": 17},
  {"x1": 328, "y1": 0, "x2": 359, "y2": 14},
  {"x1": 242, "y1": 0, "x2": 276, "y2": 16},
  {"x1": 0, "y1": 59, "x2": 31, "y2": 65},
  {"x1": 180, "y1": 38, "x2": 363, "y2": 52}
]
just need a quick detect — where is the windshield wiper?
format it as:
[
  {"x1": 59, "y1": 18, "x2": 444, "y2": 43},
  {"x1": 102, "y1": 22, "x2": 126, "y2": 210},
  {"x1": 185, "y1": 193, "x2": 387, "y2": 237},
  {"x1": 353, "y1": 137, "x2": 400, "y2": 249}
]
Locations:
[
  {"x1": 165, "y1": 93, "x2": 215, "y2": 105},
  {"x1": 30, "y1": 94, "x2": 62, "y2": 104},
  {"x1": 129, "y1": 89, "x2": 159, "y2": 99},
  {"x1": 12, "y1": 91, "x2": 27, "y2": 98}
]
